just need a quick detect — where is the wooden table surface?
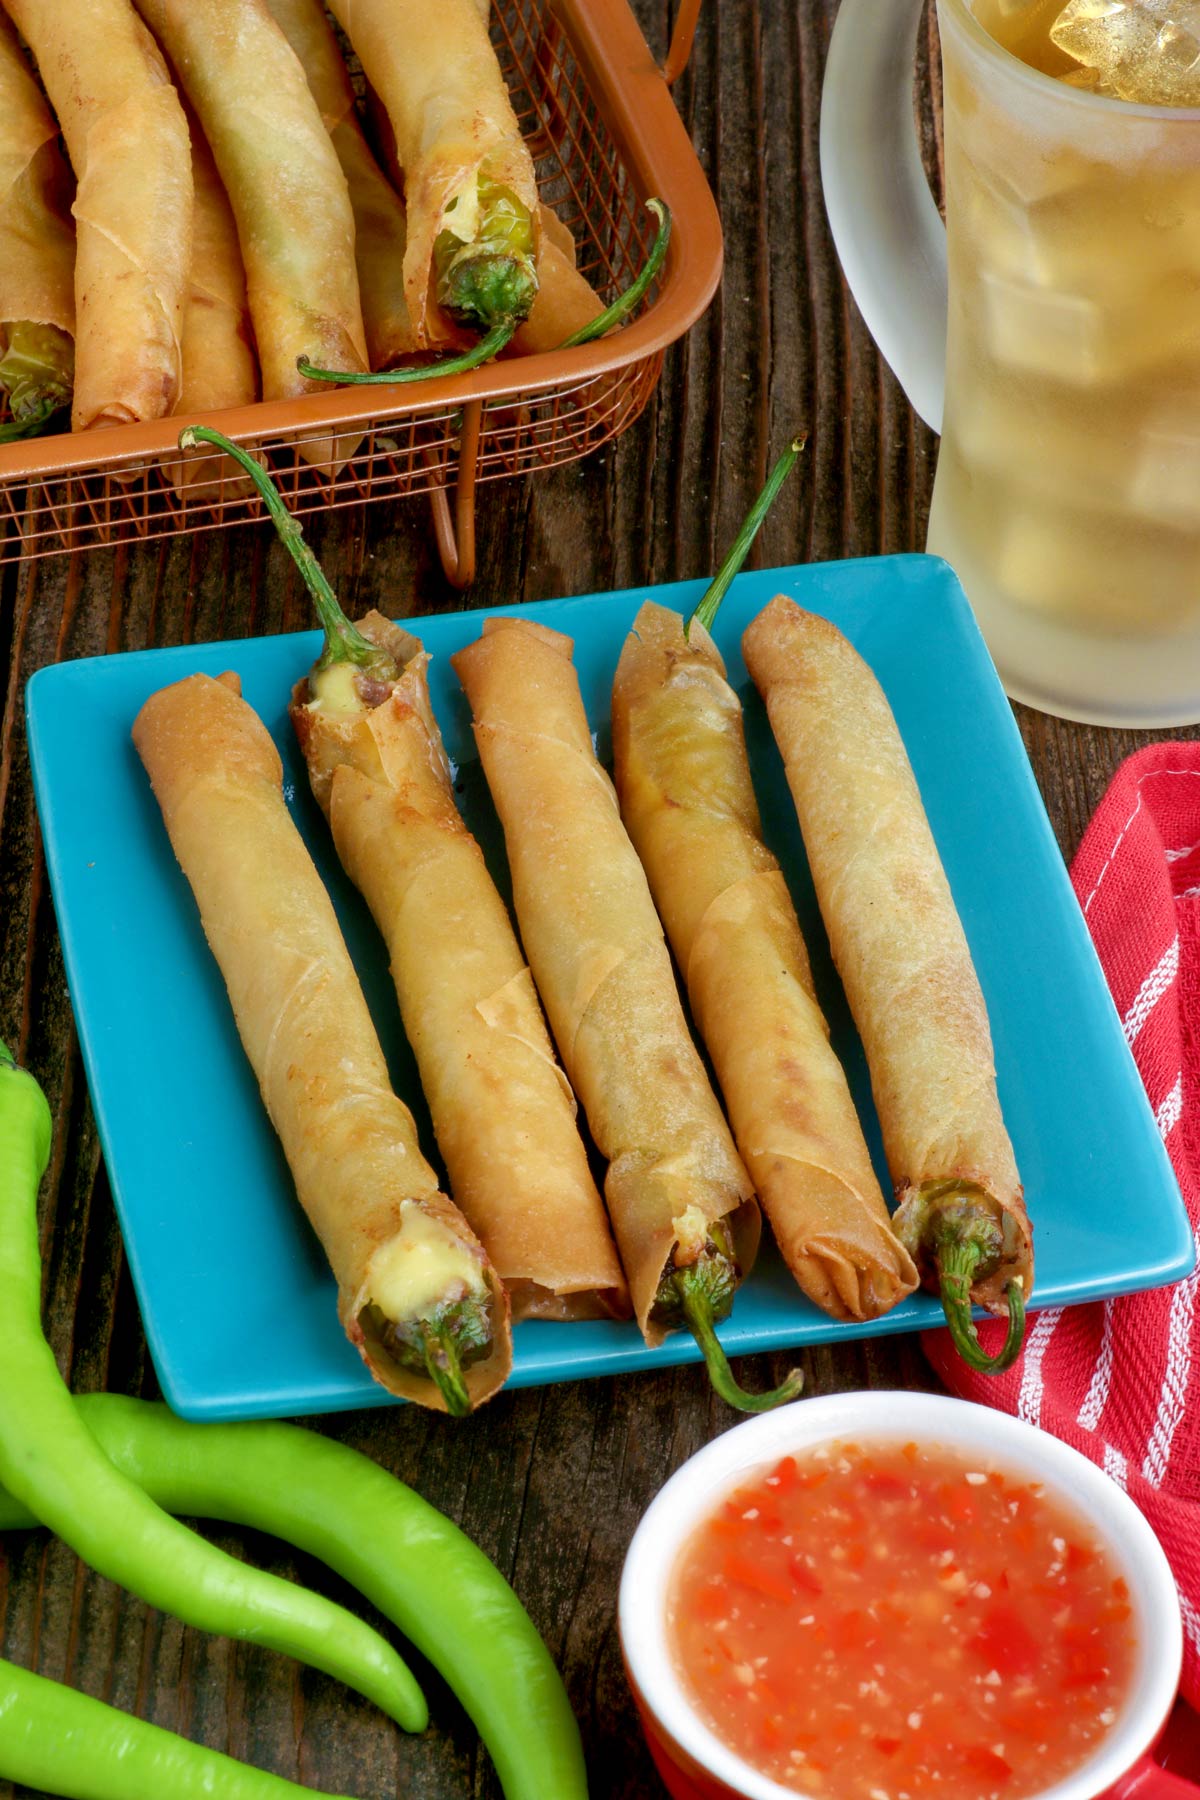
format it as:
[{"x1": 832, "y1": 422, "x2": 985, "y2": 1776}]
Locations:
[{"x1": 2, "y1": 3, "x2": 1195, "y2": 1797}]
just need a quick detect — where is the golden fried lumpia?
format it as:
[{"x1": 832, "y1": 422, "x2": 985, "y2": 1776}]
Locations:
[
  {"x1": 134, "y1": 0, "x2": 368, "y2": 418},
  {"x1": 741, "y1": 597, "x2": 1033, "y2": 1316},
  {"x1": 5, "y1": 0, "x2": 192, "y2": 431},
  {"x1": 290, "y1": 614, "x2": 629, "y2": 1321},
  {"x1": 0, "y1": 11, "x2": 74, "y2": 423},
  {"x1": 327, "y1": 0, "x2": 540, "y2": 345},
  {"x1": 132, "y1": 669, "x2": 511, "y2": 1413},
  {"x1": 452, "y1": 616, "x2": 758, "y2": 1343},
  {"x1": 169, "y1": 120, "x2": 257, "y2": 497},
  {"x1": 612, "y1": 601, "x2": 919, "y2": 1322},
  {"x1": 263, "y1": 0, "x2": 415, "y2": 369},
  {"x1": 512, "y1": 236, "x2": 603, "y2": 355}
]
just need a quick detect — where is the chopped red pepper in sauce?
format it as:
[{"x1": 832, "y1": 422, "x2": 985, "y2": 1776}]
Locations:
[{"x1": 667, "y1": 1439, "x2": 1137, "y2": 1800}]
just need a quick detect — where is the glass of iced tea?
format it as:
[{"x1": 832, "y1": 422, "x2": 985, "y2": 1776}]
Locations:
[{"x1": 821, "y1": 0, "x2": 1200, "y2": 726}]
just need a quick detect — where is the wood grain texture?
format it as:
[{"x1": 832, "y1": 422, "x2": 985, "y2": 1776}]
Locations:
[{"x1": 0, "y1": 2, "x2": 1193, "y2": 1797}]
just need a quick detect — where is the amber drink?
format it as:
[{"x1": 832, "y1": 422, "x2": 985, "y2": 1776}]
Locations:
[{"x1": 927, "y1": 0, "x2": 1200, "y2": 724}]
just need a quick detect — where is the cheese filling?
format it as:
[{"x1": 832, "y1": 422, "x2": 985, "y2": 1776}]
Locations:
[{"x1": 367, "y1": 1201, "x2": 487, "y2": 1323}]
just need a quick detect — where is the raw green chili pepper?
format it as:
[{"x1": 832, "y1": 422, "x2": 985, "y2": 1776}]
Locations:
[
  {"x1": 0, "y1": 1655, "x2": 355, "y2": 1800},
  {"x1": 685, "y1": 433, "x2": 809, "y2": 638},
  {"x1": 0, "y1": 1041, "x2": 426, "y2": 1731},
  {"x1": 0, "y1": 1393, "x2": 589, "y2": 1800}
]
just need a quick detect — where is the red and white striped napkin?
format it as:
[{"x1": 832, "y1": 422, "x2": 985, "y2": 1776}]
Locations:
[{"x1": 923, "y1": 742, "x2": 1200, "y2": 1709}]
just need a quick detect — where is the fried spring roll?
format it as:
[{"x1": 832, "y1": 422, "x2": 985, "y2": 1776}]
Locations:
[
  {"x1": 134, "y1": 0, "x2": 368, "y2": 426},
  {"x1": 612, "y1": 602, "x2": 919, "y2": 1322},
  {"x1": 512, "y1": 232, "x2": 603, "y2": 356},
  {"x1": 0, "y1": 11, "x2": 74, "y2": 430},
  {"x1": 452, "y1": 617, "x2": 760, "y2": 1348},
  {"x1": 133, "y1": 670, "x2": 511, "y2": 1415},
  {"x1": 169, "y1": 120, "x2": 257, "y2": 497},
  {"x1": 290, "y1": 611, "x2": 630, "y2": 1322},
  {"x1": 263, "y1": 0, "x2": 415, "y2": 370},
  {"x1": 328, "y1": 0, "x2": 540, "y2": 345},
  {"x1": 5, "y1": 0, "x2": 192, "y2": 431},
  {"x1": 742, "y1": 597, "x2": 1033, "y2": 1321}
]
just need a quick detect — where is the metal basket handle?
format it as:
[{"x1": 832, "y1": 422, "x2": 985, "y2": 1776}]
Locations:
[
  {"x1": 663, "y1": 0, "x2": 703, "y2": 84},
  {"x1": 427, "y1": 398, "x2": 482, "y2": 589}
]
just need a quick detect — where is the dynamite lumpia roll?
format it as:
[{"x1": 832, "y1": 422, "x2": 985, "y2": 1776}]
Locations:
[
  {"x1": 169, "y1": 119, "x2": 257, "y2": 498},
  {"x1": 289, "y1": 610, "x2": 629, "y2": 1321},
  {"x1": 133, "y1": 670, "x2": 511, "y2": 1415},
  {"x1": 0, "y1": 11, "x2": 74, "y2": 435},
  {"x1": 327, "y1": 0, "x2": 540, "y2": 349},
  {"x1": 5, "y1": 0, "x2": 192, "y2": 431},
  {"x1": 612, "y1": 601, "x2": 919, "y2": 1323},
  {"x1": 264, "y1": 0, "x2": 415, "y2": 369},
  {"x1": 135, "y1": 0, "x2": 368, "y2": 417},
  {"x1": 454, "y1": 617, "x2": 802, "y2": 1413},
  {"x1": 742, "y1": 596, "x2": 1033, "y2": 1373}
]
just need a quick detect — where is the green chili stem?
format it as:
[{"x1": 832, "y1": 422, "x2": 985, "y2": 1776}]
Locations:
[
  {"x1": 297, "y1": 319, "x2": 515, "y2": 387},
  {"x1": 561, "y1": 199, "x2": 672, "y2": 347},
  {"x1": 419, "y1": 1320, "x2": 473, "y2": 1417},
  {"x1": 0, "y1": 398, "x2": 56, "y2": 442},
  {"x1": 685, "y1": 433, "x2": 809, "y2": 638},
  {"x1": 178, "y1": 426, "x2": 378, "y2": 674},
  {"x1": 938, "y1": 1239, "x2": 1027, "y2": 1375},
  {"x1": 676, "y1": 1270, "x2": 804, "y2": 1413}
]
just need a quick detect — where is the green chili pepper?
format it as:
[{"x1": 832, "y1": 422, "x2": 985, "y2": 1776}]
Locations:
[
  {"x1": 0, "y1": 1392, "x2": 589, "y2": 1800},
  {"x1": 0, "y1": 1655, "x2": 355, "y2": 1800},
  {"x1": 0, "y1": 320, "x2": 73, "y2": 436},
  {"x1": 296, "y1": 199, "x2": 671, "y2": 387},
  {"x1": 0, "y1": 1041, "x2": 426, "y2": 1732},
  {"x1": 651, "y1": 1221, "x2": 804, "y2": 1414},
  {"x1": 898, "y1": 1182, "x2": 1027, "y2": 1375}
]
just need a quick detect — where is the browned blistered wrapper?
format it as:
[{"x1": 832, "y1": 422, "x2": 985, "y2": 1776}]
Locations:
[
  {"x1": 264, "y1": 0, "x2": 415, "y2": 370},
  {"x1": 6, "y1": 0, "x2": 192, "y2": 431},
  {"x1": 327, "y1": 0, "x2": 539, "y2": 347},
  {"x1": 289, "y1": 614, "x2": 629, "y2": 1321},
  {"x1": 0, "y1": 12, "x2": 75, "y2": 343},
  {"x1": 612, "y1": 601, "x2": 918, "y2": 1322},
  {"x1": 742, "y1": 596, "x2": 1033, "y2": 1316},
  {"x1": 452, "y1": 616, "x2": 758, "y2": 1343},
  {"x1": 135, "y1": 0, "x2": 368, "y2": 463},
  {"x1": 132, "y1": 669, "x2": 511, "y2": 1411},
  {"x1": 169, "y1": 119, "x2": 257, "y2": 498}
]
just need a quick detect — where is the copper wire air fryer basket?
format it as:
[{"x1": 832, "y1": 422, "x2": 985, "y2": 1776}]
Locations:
[{"x1": 0, "y1": 0, "x2": 720, "y2": 587}]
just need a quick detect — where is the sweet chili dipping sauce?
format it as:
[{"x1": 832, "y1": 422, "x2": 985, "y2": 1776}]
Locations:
[{"x1": 667, "y1": 1439, "x2": 1138, "y2": 1800}]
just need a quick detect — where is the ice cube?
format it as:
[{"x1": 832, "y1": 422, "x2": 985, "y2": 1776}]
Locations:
[
  {"x1": 1051, "y1": 0, "x2": 1200, "y2": 103},
  {"x1": 1130, "y1": 401, "x2": 1200, "y2": 525},
  {"x1": 978, "y1": 271, "x2": 1109, "y2": 380},
  {"x1": 991, "y1": 496, "x2": 1200, "y2": 630}
]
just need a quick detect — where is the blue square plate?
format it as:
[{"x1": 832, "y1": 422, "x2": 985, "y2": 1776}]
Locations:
[{"x1": 26, "y1": 554, "x2": 1193, "y2": 1419}]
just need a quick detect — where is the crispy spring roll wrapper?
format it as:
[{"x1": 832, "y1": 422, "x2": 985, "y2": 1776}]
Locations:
[
  {"x1": 452, "y1": 617, "x2": 759, "y2": 1344},
  {"x1": 742, "y1": 597, "x2": 1033, "y2": 1316},
  {"x1": 132, "y1": 670, "x2": 511, "y2": 1412},
  {"x1": 134, "y1": 0, "x2": 368, "y2": 446},
  {"x1": 0, "y1": 12, "x2": 75, "y2": 345},
  {"x1": 612, "y1": 602, "x2": 919, "y2": 1323},
  {"x1": 328, "y1": 0, "x2": 540, "y2": 346},
  {"x1": 263, "y1": 0, "x2": 415, "y2": 369},
  {"x1": 289, "y1": 616, "x2": 629, "y2": 1321},
  {"x1": 5, "y1": 0, "x2": 191, "y2": 431},
  {"x1": 511, "y1": 235, "x2": 603, "y2": 356},
  {"x1": 169, "y1": 120, "x2": 258, "y2": 499}
]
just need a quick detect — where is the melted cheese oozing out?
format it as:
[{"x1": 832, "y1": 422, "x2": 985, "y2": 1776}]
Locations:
[
  {"x1": 305, "y1": 660, "x2": 366, "y2": 718},
  {"x1": 368, "y1": 1201, "x2": 486, "y2": 1322},
  {"x1": 672, "y1": 1204, "x2": 711, "y2": 1265},
  {"x1": 442, "y1": 174, "x2": 481, "y2": 245}
]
